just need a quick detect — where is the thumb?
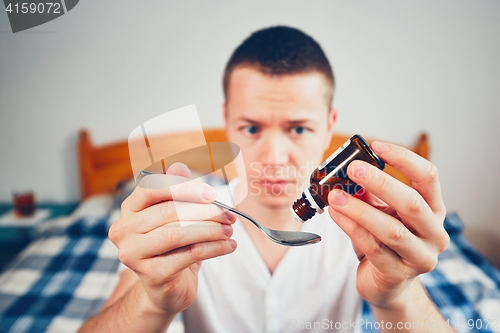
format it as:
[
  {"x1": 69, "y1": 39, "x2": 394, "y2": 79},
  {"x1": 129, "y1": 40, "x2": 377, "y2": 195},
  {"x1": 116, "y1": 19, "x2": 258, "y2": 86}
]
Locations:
[
  {"x1": 166, "y1": 162, "x2": 193, "y2": 179},
  {"x1": 352, "y1": 242, "x2": 366, "y2": 262}
]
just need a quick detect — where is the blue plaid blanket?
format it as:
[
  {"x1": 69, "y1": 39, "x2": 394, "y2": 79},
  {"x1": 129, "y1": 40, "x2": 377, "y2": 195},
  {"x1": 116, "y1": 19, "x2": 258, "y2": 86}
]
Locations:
[{"x1": 0, "y1": 205, "x2": 499, "y2": 332}]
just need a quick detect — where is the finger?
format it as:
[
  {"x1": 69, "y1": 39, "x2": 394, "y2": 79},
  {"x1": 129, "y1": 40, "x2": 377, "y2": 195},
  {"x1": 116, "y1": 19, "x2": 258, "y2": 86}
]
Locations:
[
  {"x1": 328, "y1": 207, "x2": 405, "y2": 274},
  {"x1": 124, "y1": 221, "x2": 234, "y2": 259},
  {"x1": 354, "y1": 191, "x2": 402, "y2": 220},
  {"x1": 371, "y1": 141, "x2": 445, "y2": 215},
  {"x1": 122, "y1": 175, "x2": 217, "y2": 214},
  {"x1": 146, "y1": 239, "x2": 237, "y2": 277},
  {"x1": 130, "y1": 201, "x2": 236, "y2": 233},
  {"x1": 348, "y1": 160, "x2": 440, "y2": 238},
  {"x1": 328, "y1": 189, "x2": 433, "y2": 267},
  {"x1": 166, "y1": 162, "x2": 193, "y2": 178}
]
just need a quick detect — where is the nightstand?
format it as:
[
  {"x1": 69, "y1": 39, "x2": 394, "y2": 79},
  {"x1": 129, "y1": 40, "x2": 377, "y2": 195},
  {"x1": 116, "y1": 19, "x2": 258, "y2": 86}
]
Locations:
[{"x1": 0, "y1": 202, "x2": 78, "y2": 272}]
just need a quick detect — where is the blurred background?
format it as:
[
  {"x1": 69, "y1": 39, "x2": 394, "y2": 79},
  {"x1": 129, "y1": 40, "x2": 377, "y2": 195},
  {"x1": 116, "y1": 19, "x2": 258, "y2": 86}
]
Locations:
[{"x1": 0, "y1": 1, "x2": 499, "y2": 266}]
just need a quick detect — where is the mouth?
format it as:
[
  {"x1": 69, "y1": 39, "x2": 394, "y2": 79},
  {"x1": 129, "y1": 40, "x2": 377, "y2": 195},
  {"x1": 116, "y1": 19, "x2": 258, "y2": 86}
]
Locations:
[
  {"x1": 258, "y1": 179, "x2": 296, "y2": 185},
  {"x1": 254, "y1": 179, "x2": 297, "y2": 192}
]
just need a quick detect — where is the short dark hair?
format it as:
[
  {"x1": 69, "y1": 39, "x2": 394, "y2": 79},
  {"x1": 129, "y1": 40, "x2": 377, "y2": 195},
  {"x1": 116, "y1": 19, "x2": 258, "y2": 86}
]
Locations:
[{"x1": 223, "y1": 26, "x2": 335, "y2": 103}]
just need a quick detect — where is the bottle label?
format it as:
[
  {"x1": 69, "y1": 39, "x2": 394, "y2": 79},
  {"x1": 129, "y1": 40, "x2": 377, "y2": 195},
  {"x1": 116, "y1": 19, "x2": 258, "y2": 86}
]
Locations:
[
  {"x1": 318, "y1": 139, "x2": 351, "y2": 170},
  {"x1": 319, "y1": 150, "x2": 358, "y2": 185}
]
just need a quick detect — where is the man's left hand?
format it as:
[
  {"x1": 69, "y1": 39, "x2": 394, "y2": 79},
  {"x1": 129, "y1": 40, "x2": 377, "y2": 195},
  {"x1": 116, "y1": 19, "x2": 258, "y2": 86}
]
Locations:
[{"x1": 327, "y1": 141, "x2": 450, "y2": 310}]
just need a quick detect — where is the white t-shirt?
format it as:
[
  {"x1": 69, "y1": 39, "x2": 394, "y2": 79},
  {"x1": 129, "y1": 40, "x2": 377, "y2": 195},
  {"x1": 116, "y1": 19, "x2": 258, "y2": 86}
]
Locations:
[{"x1": 182, "y1": 183, "x2": 362, "y2": 333}]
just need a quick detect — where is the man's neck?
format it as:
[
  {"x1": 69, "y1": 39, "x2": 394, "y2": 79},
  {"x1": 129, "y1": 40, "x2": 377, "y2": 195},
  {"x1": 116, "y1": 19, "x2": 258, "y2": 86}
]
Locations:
[{"x1": 235, "y1": 194, "x2": 302, "y2": 274}]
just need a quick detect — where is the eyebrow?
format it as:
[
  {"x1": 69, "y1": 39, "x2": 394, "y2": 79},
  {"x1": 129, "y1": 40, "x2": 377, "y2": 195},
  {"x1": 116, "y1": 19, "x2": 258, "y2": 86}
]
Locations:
[
  {"x1": 235, "y1": 117, "x2": 315, "y2": 125},
  {"x1": 236, "y1": 117, "x2": 262, "y2": 125},
  {"x1": 287, "y1": 119, "x2": 312, "y2": 125}
]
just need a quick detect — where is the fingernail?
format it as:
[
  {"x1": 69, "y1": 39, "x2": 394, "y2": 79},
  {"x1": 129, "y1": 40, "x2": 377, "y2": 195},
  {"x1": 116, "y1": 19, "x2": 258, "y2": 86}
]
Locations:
[
  {"x1": 222, "y1": 224, "x2": 233, "y2": 238},
  {"x1": 351, "y1": 161, "x2": 368, "y2": 179},
  {"x1": 228, "y1": 239, "x2": 237, "y2": 249},
  {"x1": 372, "y1": 141, "x2": 389, "y2": 154},
  {"x1": 226, "y1": 211, "x2": 236, "y2": 222},
  {"x1": 203, "y1": 186, "x2": 216, "y2": 201},
  {"x1": 330, "y1": 189, "x2": 348, "y2": 206}
]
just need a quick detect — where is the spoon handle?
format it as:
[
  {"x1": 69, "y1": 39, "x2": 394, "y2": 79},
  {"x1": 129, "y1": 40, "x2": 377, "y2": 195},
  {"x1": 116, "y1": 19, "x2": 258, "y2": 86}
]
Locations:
[
  {"x1": 136, "y1": 170, "x2": 259, "y2": 229},
  {"x1": 212, "y1": 200, "x2": 263, "y2": 231}
]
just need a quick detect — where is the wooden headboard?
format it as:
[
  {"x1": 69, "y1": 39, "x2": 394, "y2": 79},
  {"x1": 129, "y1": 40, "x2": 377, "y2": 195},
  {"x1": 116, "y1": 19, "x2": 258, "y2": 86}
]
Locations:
[{"x1": 78, "y1": 129, "x2": 429, "y2": 200}]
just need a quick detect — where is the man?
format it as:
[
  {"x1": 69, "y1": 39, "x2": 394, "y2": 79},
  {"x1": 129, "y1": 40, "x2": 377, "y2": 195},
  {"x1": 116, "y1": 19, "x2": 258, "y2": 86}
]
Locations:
[{"x1": 79, "y1": 26, "x2": 453, "y2": 332}]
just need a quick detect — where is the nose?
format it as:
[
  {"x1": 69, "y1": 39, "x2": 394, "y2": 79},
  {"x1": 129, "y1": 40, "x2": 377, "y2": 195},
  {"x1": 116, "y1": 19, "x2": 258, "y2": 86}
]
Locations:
[{"x1": 259, "y1": 131, "x2": 289, "y2": 166}]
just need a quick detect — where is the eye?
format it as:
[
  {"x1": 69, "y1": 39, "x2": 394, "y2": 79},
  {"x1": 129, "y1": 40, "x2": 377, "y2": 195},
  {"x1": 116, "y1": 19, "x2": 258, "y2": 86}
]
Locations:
[
  {"x1": 243, "y1": 125, "x2": 260, "y2": 135},
  {"x1": 290, "y1": 126, "x2": 308, "y2": 135}
]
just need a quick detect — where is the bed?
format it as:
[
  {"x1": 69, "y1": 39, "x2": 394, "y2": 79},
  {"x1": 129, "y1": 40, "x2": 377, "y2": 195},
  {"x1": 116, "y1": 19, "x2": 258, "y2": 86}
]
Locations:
[{"x1": 0, "y1": 129, "x2": 499, "y2": 333}]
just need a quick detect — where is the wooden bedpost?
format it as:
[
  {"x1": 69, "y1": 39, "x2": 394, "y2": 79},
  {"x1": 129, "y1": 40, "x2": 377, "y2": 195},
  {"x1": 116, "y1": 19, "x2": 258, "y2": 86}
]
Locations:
[
  {"x1": 78, "y1": 129, "x2": 93, "y2": 200},
  {"x1": 414, "y1": 132, "x2": 430, "y2": 160}
]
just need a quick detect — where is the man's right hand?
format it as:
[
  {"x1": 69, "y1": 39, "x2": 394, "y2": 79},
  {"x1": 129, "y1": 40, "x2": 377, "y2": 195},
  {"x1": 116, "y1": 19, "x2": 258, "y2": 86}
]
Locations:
[{"x1": 108, "y1": 163, "x2": 237, "y2": 316}]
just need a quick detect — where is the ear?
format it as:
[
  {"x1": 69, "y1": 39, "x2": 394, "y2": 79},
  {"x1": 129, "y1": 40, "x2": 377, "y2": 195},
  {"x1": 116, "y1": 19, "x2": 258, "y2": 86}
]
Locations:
[
  {"x1": 222, "y1": 102, "x2": 228, "y2": 124},
  {"x1": 323, "y1": 107, "x2": 338, "y2": 151},
  {"x1": 222, "y1": 102, "x2": 230, "y2": 139}
]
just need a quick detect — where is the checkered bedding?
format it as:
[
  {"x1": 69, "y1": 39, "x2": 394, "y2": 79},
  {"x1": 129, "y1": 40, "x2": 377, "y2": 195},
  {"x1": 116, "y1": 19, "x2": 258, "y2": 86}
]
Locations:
[{"x1": 0, "y1": 196, "x2": 499, "y2": 333}]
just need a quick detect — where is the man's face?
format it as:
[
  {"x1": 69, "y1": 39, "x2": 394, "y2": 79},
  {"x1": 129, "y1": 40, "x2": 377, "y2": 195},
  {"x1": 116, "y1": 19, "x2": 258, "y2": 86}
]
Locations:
[{"x1": 224, "y1": 66, "x2": 337, "y2": 209}]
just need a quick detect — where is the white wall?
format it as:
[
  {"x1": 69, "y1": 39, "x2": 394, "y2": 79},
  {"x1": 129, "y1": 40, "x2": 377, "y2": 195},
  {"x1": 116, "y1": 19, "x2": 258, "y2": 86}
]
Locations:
[{"x1": 1, "y1": 0, "x2": 499, "y2": 266}]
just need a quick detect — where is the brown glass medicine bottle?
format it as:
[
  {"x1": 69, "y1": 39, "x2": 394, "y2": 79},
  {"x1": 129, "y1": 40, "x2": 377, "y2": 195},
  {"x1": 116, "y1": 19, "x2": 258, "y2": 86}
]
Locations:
[{"x1": 291, "y1": 134, "x2": 385, "y2": 222}]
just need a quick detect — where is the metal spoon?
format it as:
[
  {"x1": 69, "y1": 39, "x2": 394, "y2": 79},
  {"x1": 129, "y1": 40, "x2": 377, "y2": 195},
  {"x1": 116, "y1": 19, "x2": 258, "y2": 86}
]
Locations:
[
  {"x1": 212, "y1": 200, "x2": 321, "y2": 246},
  {"x1": 136, "y1": 170, "x2": 321, "y2": 246}
]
